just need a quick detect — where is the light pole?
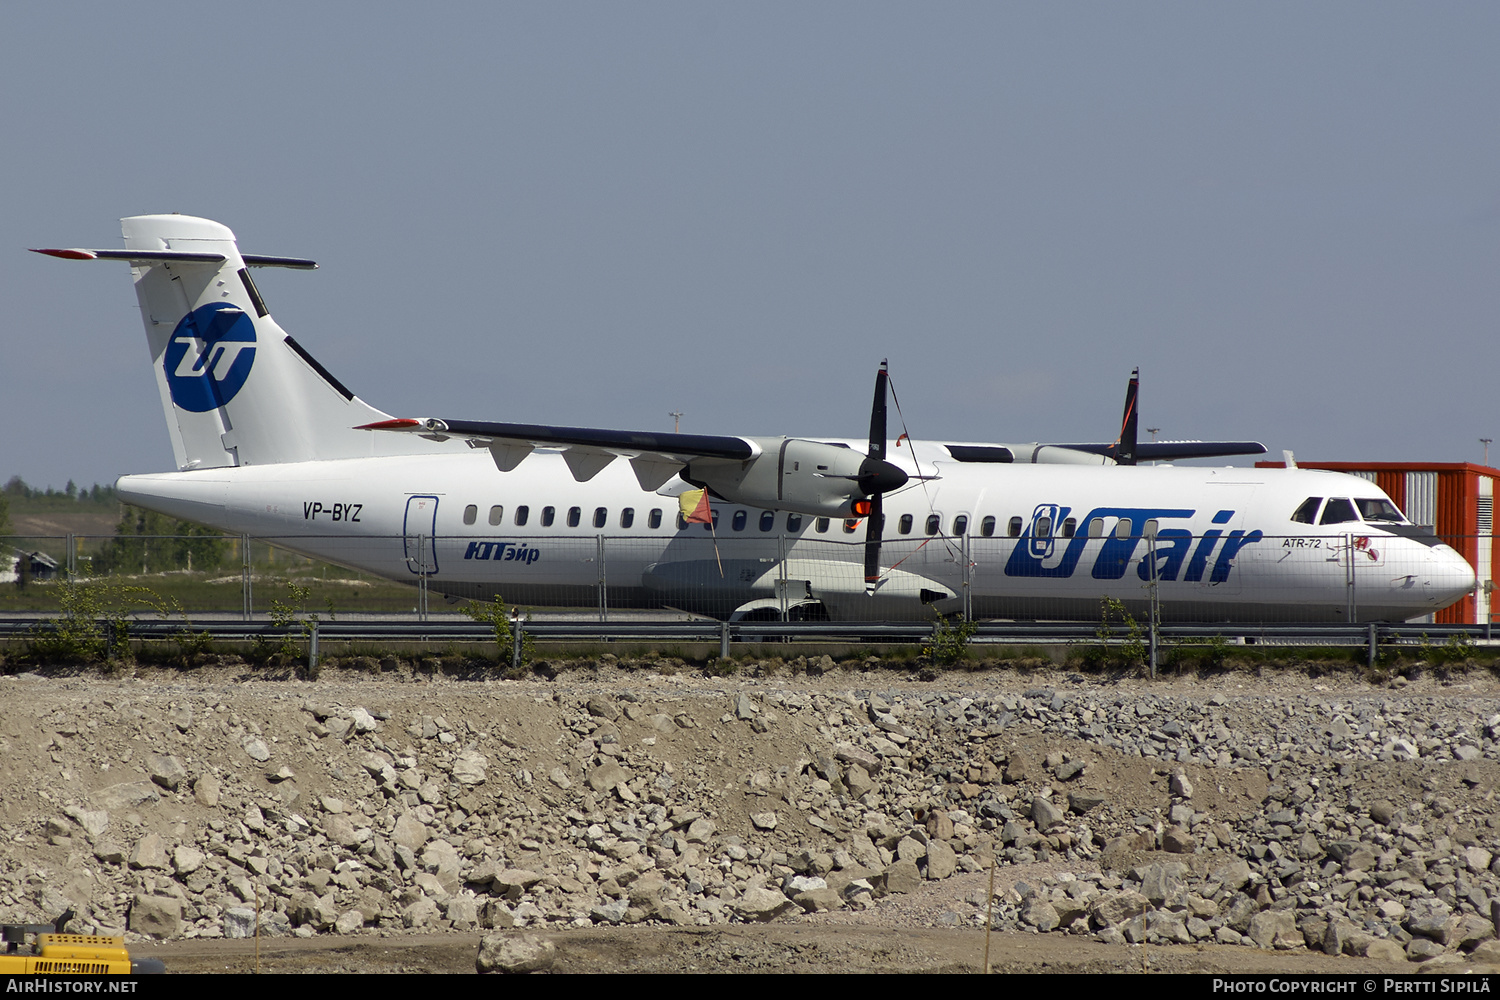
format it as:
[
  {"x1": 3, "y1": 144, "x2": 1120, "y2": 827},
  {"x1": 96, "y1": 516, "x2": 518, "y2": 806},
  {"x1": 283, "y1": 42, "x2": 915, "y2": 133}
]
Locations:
[
  {"x1": 670, "y1": 411, "x2": 683, "y2": 433},
  {"x1": 1483, "y1": 439, "x2": 1492, "y2": 467}
]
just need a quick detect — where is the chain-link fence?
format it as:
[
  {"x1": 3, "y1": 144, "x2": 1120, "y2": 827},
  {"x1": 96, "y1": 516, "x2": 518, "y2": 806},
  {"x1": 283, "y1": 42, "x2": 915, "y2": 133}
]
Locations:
[{"x1": 3, "y1": 529, "x2": 1490, "y2": 627}]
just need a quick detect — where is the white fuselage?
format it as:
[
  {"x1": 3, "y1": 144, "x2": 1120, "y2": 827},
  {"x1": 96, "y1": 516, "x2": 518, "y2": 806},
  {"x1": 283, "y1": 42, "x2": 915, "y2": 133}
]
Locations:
[{"x1": 117, "y1": 445, "x2": 1477, "y2": 623}]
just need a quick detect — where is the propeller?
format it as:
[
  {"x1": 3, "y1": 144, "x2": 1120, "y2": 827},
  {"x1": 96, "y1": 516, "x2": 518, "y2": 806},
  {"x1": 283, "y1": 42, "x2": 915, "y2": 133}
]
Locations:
[{"x1": 862, "y1": 360, "x2": 906, "y2": 591}]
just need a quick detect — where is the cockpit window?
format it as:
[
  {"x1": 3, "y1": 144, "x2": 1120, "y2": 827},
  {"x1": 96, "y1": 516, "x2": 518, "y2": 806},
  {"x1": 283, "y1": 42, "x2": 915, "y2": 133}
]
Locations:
[
  {"x1": 1355, "y1": 498, "x2": 1405, "y2": 523},
  {"x1": 1320, "y1": 498, "x2": 1358, "y2": 525},
  {"x1": 1290, "y1": 497, "x2": 1322, "y2": 524}
]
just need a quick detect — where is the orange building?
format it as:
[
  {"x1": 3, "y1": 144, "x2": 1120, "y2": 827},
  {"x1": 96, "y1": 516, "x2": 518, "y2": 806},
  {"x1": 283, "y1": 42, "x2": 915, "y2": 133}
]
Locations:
[{"x1": 1256, "y1": 461, "x2": 1495, "y2": 624}]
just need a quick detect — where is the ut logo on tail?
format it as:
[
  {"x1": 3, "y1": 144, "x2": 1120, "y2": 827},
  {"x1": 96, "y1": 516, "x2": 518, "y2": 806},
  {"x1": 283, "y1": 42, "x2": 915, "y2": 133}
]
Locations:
[{"x1": 164, "y1": 303, "x2": 257, "y2": 412}]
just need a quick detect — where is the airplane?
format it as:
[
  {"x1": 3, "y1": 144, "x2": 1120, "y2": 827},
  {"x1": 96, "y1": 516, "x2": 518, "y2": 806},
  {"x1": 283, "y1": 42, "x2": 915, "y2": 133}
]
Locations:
[{"x1": 32, "y1": 215, "x2": 1477, "y2": 624}]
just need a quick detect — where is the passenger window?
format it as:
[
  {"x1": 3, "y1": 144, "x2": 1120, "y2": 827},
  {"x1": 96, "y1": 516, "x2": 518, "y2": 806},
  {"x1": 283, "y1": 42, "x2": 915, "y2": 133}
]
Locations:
[
  {"x1": 593, "y1": 507, "x2": 607, "y2": 528},
  {"x1": 732, "y1": 510, "x2": 747, "y2": 531},
  {"x1": 515, "y1": 505, "x2": 529, "y2": 526},
  {"x1": 541, "y1": 506, "x2": 556, "y2": 527},
  {"x1": 463, "y1": 504, "x2": 478, "y2": 526},
  {"x1": 926, "y1": 514, "x2": 941, "y2": 536},
  {"x1": 704, "y1": 509, "x2": 719, "y2": 531},
  {"x1": 1320, "y1": 498, "x2": 1358, "y2": 525},
  {"x1": 760, "y1": 511, "x2": 776, "y2": 532},
  {"x1": 843, "y1": 518, "x2": 859, "y2": 533},
  {"x1": 488, "y1": 505, "x2": 504, "y2": 526},
  {"x1": 953, "y1": 515, "x2": 968, "y2": 535},
  {"x1": 1142, "y1": 519, "x2": 1159, "y2": 539},
  {"x1": 648, "y1": 508, "x2": 662, "y2": 529},
  {"x1": 899, "y1": 514, "x2": 914, "y2": 534},
  {"x1": 1008, "y1": 517, "x2": 1022, "y2": 537},
  {"x1": 620, "y1": 507, "x2": 635, "y2": 529},
  {"x1": 1036, "y1": 516, "x2": 1051, "y2": 539},
  {"x1": 567, "y1": 506, "x2": 581, "y2": 528},
  {"x1": 815, "y1": 517, "x2": 830, "y2": 533},
  {"x1": 1114, "y1": 518, "x2": 1133, "y2": 539},
  {"x1": 787, "y1": 513, "x2": 803, "y2": 532},
  {"x1": 676, "y1": 512, "x2": 688, "y2": 530},
  {"x1": 1061, "y1": 517, "x2": 1076, "y2": 538},
  {"x1": 980, "y1": 515, "x2": 996, "y2": 537},
  {"x1": 1290, "y1": 497, "x2": 1322, "y2": 524},
  {"x1": 1088, "y1": 518, "x2": 1104, "y2": 537}
]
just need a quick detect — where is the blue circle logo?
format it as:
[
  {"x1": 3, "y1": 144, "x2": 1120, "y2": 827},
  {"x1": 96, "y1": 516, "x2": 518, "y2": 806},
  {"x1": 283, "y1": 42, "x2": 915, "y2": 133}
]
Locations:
[{"x1": 164, "y1": 303, "x2": 257, "y2": 413}]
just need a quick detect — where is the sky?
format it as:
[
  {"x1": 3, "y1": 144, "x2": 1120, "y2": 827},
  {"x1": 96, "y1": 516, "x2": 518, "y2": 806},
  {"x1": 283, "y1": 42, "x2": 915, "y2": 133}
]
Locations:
[{"x1": 5, "y1": 2, "x2": 1499, "y2": 490}]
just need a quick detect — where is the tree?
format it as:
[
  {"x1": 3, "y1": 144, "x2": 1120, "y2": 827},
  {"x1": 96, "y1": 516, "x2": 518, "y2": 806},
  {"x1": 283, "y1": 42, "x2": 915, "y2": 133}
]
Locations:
[{"x1": 95, "y1": 505, "x2": 228, "y2": 575}]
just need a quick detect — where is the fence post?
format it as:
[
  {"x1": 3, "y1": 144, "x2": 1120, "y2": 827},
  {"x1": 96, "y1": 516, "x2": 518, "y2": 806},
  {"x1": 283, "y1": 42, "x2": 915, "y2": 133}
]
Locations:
[
  {"x1": 962, "y1": 533, "x2": 972, "y2": 621},
  {"x1": 1147, "y1": 527, "x2": 1159, "y2": 680},
  {"x1": 720, "y1": 620, "x2": 730, "y2": 660},
  {"x1": 778, "y1": 534, "x2": 788, "y2": 623},
  {"x1": 308, "y1": 622, "x2": 319, "y2": 672},
  {"x1": 1345, "y1": 533, "x2": 1356, "y2": 623},
  {"x1": 66, "y1": 534, "x2": 76, "y2": 580},
  {"x1": 1368, "y1": 622, "x2": 1378, "y2": 669},
  {"x1": 242, "y1": 534, "x2": 253, "y2": 622},
  {"x1": 418, "y1": 533, "x2": 429, "y2": 622},
  {"x1": 511, "y1": 608, "x2": 523, "y2": 669},
  {"x1": 597, "y1": 535, "x2": 607, "y2": 623}
]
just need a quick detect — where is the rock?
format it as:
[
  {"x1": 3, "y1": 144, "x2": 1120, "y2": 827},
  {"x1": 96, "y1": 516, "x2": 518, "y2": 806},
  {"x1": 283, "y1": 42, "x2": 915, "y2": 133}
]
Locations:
[
  {"x1": 1247, "y1": 910, "x2": 1300, "y2": 950},
  {"x1": 63, "y1": 806, "x2": 108, "y2": 838},
  {"x1": 586, "y1": 761, "x2": 629, "y2": 793},
  {"x1": 127, "y1": 833, "x2": 170, "y2": 871},
  {"x1": 193, "y1": 775, "x2": 220, "y2": 808},
  {"x1": 884, "y1": 858, "x2": 922, "y2": 894},
  {"x1": 1032, "y1": 796, "x2": 1065, "y2": 830},
  {"x1": 172, "y1": 845, "x2": 205, "y2": 875},
  {"x1": 393, "y1": 812, "x2": 430, "y2": 852},
  {"x1": 452, "y1": 750, "x2": 488, "y2": 786},
  {"x1": 1021, "y1": 898, "x2": 1061, "y2": 932},
  {"x1": 477, "y1": 933, "x2": 557, "y2": 974},
  {"x1": 733, "y1": 887, "x2": 793, "y2": 921},
  {"x1": 1169, "y1": 771, "x2": 1194, "y2": 798},
  {"x1": 793, "y1": 887, "x2": 841, "y2": 913},
  {"x1": 243, "y1": 737, "x2": 271, "y2": 762},
  {"x1": 348, "y1": 707, "x2": 378, "y2": 732},
  {"x1": 925, "y1": 839, "x2": 957, "y2": 880},
  {"x1": 223, "y1": 907, "x2": 257, "y2": 939},
  {"x1": 146, "y1": 754, "x2": 189, "y2": 791},
  {"x1": 585, "y1": 697, "x2": 619, "y2": 721},
  {"x1": 750, "y1": 811, "x2": 778, "y2": 831},
  {"x1": 1068, "y1": 791, "x2": 1107, "y2": 814},
  {"x1": 334, "y1": 910, "x2": 365, "y2": 934},
  {"x1": 1364, "y1": 938, "x2": 1408, "y2": 963},
  {"x1": 1162, "y1": 826, "x2": 1194, "y2": 854},
  {"x1": 128, "y1": 895, "x2": 181, "y2": 937},
  {"x1": 1091, "y1": 890, "x2": 1151, "y2": 928}
]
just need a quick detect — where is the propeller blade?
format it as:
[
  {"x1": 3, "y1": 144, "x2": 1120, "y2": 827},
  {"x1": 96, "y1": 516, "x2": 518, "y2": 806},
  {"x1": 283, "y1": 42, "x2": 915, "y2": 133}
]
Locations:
[
  {"x1": 865, "y1": 361, "x2": 891, "y2": 590},
  {"x1": 865, "y1": 493, "x2": 883, "y2": 586},
  {"x1": 868, "y1": 360, "x2": 889, "y2": 461}
]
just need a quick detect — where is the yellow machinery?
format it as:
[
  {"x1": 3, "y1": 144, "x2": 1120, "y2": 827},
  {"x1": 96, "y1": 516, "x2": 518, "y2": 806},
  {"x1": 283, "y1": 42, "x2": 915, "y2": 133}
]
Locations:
[{"x1": 0, "y1": 923, "x2": 164, "y2": 975}]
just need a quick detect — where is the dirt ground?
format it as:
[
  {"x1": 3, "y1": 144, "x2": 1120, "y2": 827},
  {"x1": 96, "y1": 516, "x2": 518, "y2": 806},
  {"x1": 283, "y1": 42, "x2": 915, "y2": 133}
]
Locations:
[{"x1": 6, "y1": 660, "x2": 1500, "y2": 975}]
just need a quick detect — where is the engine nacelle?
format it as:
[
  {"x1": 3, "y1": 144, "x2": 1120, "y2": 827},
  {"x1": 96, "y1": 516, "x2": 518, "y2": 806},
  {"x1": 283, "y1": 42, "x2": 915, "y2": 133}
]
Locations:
[{"x1": 685, "y1": 437, "x2": 904, "y2": 518}]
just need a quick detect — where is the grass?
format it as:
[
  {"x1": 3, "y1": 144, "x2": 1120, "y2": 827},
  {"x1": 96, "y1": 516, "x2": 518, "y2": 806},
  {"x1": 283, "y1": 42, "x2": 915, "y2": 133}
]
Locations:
[{"x1": 0, "y1": 571, "x2": 435, "y2": 615}]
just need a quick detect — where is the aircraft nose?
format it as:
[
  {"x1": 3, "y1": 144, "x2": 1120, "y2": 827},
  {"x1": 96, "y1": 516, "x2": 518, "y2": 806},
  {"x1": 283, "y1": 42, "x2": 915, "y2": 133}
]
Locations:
[{"x1": 1427, "y1": 544, "x2": 1477, "y2": 607}]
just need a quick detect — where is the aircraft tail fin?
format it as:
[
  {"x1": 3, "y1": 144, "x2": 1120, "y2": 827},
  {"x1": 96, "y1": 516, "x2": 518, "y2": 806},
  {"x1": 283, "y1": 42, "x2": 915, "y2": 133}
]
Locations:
[
  {"x1": 1113, "y1": 367, "x2": 1139, "y2": 466},
  {"x1": 36, "y1": 215, "x2": 404, "y2": 470}
]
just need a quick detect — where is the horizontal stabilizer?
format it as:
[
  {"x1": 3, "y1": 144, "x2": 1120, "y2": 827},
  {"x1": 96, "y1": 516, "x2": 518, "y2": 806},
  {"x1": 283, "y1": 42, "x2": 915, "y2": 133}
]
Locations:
[{"x1": 30, "y1": 248, "x2": 317, "y2": 269}]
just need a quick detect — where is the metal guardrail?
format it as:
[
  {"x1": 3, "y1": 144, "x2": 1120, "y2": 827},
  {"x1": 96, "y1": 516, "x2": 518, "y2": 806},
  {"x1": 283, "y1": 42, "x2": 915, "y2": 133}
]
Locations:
[{"x1": 0, "y1": 616, "x2": 1491, "y2": 646}]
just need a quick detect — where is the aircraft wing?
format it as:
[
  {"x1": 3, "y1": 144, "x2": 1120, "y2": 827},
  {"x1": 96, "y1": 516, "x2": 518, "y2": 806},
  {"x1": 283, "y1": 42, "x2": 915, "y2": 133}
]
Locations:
[
  {"x1": 1049, "y1": 440, "x2": 1268, "y2": 462},
  {"x1": 358, "y1": 417, "x2": 756, "y2": 490}
]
